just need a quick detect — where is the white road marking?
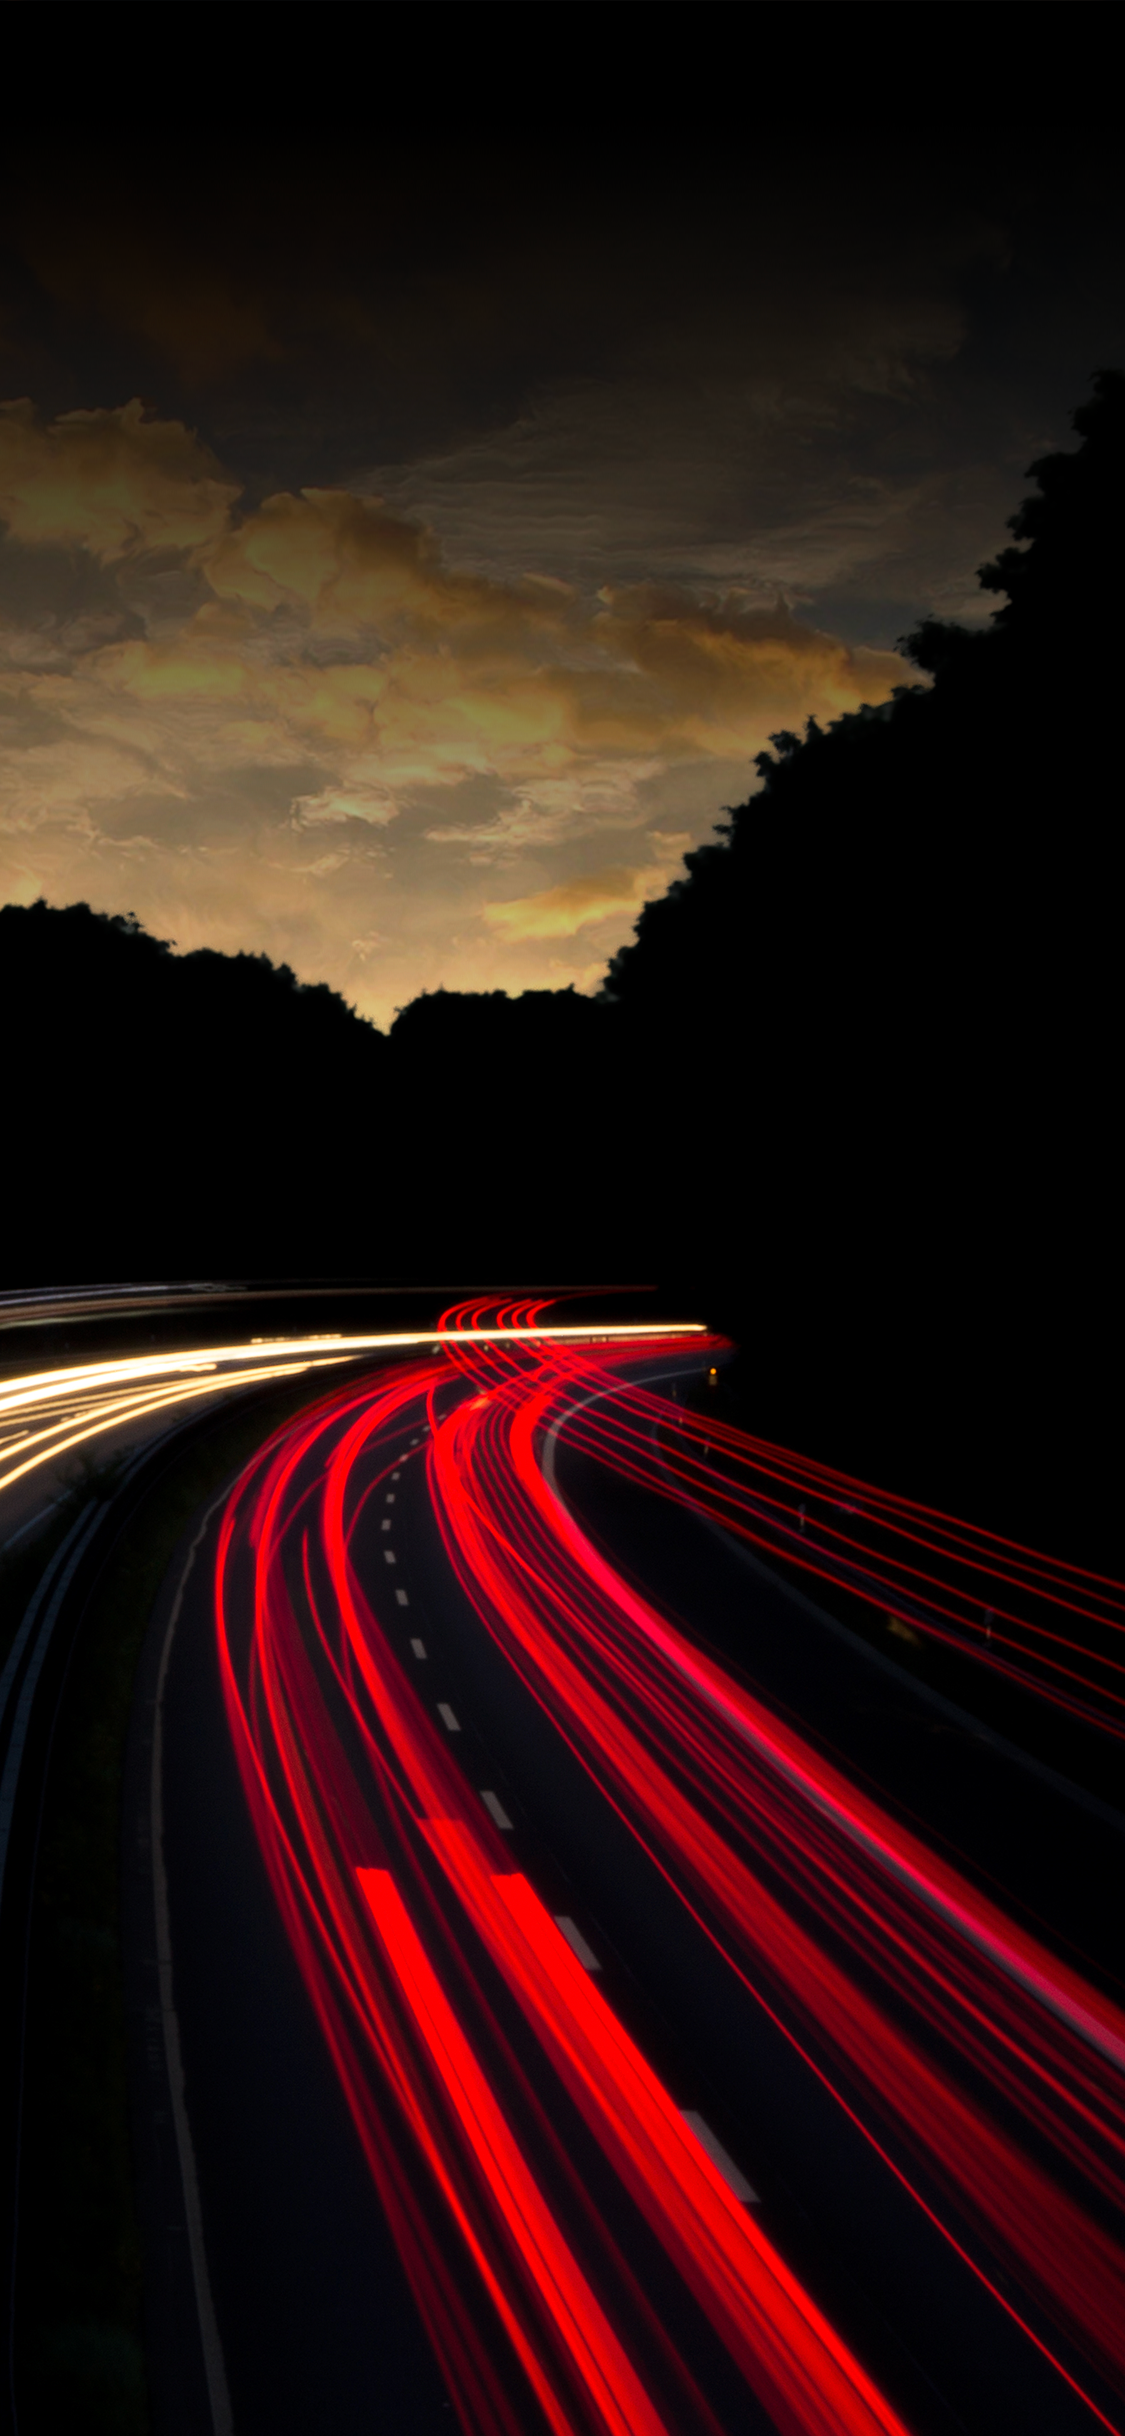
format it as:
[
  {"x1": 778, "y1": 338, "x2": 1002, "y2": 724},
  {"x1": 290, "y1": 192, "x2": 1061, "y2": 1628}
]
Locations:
[
  {"x1": 480, "y1": 1790, "x2": 513, "y2": 1831},
  {"x1": 437, "y1": 1703, "x2": 460, "y2": 1732},
  {"x1": 385, "y1": 1492, "x2": 395, "y2": 1504},
  {"x1": 554, "y1": 1916, "x2": 600, "y2": 1972},
  {"x1": 395, "y1": 1588, "x2": 409, "y2": 1607},
  {"x1": 679, "y1": 2111, "x2": 758, "y2": 2202},
  {"x1": 381, "y1": 1519, "x2": 392, "y2": 1531},
  {"x1": 383, "y1": 1549, "x2": 397, "y2": 1565},
  {"x1": 392, "y1": 1471, "x2": 401, "y2": 1482},
  {"x1": 410, "y1": 1638, "x2": 427, "y2": 1660}
]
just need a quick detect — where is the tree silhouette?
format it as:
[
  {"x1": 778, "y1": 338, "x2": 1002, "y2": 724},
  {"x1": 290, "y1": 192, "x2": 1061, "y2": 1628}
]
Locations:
[
  {"x1": 0, "y1": 900, "x2": 391, "y2": 1283},
  {"x1": 602, "y1": 370, "x2": 1123, "y2": 1562}
]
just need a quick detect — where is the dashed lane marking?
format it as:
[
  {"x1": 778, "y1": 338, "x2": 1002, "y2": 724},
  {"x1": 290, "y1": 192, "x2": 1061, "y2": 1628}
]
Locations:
[
  {"x1": 554, "y1": 1916, "x2": 601, "y2": 1972},
  {"x1": 383, "y1": 1549, "x2": 397, "y2": 1565},
  {"x1": 437, "y1": 1703, "x2": 461, "y2": 1732},
  {"x1": 395, "y1": 1589, "x2": 409, "y2": 1607},
  {"x1": 480, "y1": 1791, "x2": 513, "y2": 1831},
  {"x1": 680, "y1": 2111, "x2": 758, "y2": 2202},
  {"x1": 410, "y1": 1639, "x2": 427, "y2": 1660}
]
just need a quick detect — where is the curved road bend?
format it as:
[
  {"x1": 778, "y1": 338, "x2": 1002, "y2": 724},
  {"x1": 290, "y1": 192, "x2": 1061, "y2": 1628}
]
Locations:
[{"x1": 150, "y1": 1360, "x2": 1124, "y2": 2436}]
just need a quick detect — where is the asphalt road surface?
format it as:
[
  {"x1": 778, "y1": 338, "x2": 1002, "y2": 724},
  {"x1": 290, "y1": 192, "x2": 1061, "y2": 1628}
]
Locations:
[{"x1": 141, "y1": 1345, "x2": 1125, "y2": 2436}]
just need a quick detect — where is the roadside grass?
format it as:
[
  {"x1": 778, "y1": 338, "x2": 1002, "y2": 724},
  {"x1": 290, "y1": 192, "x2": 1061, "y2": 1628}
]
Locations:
[{"x1": 12, "y1": 1372, "x2": 358, "y2": 2436}]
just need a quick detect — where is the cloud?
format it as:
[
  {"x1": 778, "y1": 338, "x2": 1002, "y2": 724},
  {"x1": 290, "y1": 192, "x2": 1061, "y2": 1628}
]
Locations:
[
  {"x1": 423, "y1": 761, "x2": 665, "y2": 858},
  {"x1": 1, "y1": 419, "x2": 910, "y2": 817},
  {"x1": 202, "y1": 488, "x2": 443, "y2": 625},
  {"x1": 72, "y1": 536, "x2": 906, "y2": 840},
  {"x1": 0, "y1": 724, "x2": 176, "y2": 830},
  {"x1": 0, "y1": 399, "x2": 240, "y2": 561},
  {"x1": 292, "y1": 780, "x2": 399, "y2": 826},
  {"x1": 198, "y1": 484, "x2": 590, "y2": 664},
  {"x1": 591, "y1": 585, "x2": 907, "y2": 752},
  {"x1": 482, "y1": 840, "x2": 690, "y2": 941}
]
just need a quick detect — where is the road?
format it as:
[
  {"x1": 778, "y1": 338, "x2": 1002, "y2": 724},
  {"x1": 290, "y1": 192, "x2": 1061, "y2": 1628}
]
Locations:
[
  {"x1": 142, "y1": 1312, "x2": 1125, "y2": 2436},
  {"x1": 2, "y1": 1296, "x2": 711, "y2": 2434}
]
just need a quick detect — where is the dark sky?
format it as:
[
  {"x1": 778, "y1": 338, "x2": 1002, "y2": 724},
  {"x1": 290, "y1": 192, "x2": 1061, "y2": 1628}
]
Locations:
[{"x1": 2, "y1": 65, "x2": 1122, "y2": 1023}]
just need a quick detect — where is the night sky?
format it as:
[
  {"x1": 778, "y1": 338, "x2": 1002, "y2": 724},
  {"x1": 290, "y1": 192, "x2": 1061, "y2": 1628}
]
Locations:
[{"x1": 2, "y1": 92, "x2": 1122, "y2": 1027}]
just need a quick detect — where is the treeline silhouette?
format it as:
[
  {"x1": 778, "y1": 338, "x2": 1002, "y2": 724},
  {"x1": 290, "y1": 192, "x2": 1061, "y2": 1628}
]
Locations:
[
  {"x1": 607, "y1": 372, "x2": 1123, "y2": 1570},
  {"x1": 0, "y1": 913, "x2": 628, "y2": 1283},
  {"x1": 2, "y1": 373, "x2": 1120, "y2": 1569}
]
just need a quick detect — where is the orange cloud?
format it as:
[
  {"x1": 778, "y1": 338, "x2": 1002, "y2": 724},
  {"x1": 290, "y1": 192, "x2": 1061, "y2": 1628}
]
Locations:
[
  {"x1": 0, "y1": 399, "x2": 240, "y2": 561},
  {"x1": 202, "y1": 489, "x2": 442, "y2": 624},
  {"x1": 482, "y1": 846, "x2": 689, "y2": 941},
  {"x1": 593, "y1": 584, "x2": 906, "y2": 751},
  {"x1": 1, "y1": 430, "x2": 909, "y2": 826},
  {"x1": 199, "y1": 484, "x2": 582, "y2": 653}
]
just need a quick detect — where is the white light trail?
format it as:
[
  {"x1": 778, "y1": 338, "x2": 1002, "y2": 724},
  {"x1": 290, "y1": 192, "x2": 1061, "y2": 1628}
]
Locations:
[
  {"x1": 0, "y1": 1325, "x2": 705, "y2": 1510},
  {"x1": 0, "y1": 1359, "x2": 344, "y2": 1501},
  {"x1": 0, "y1": 1325, "x2": 704, "y2": 1422}
]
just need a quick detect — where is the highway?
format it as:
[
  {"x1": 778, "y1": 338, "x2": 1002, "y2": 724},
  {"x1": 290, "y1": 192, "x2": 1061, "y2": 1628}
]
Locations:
[
  {"x1": 0, "y1": 1300, "x2": 705, "y2": 2433},
  {"x1": 138, "y1": 1303, "x2": 1125, "y2": 2436}
]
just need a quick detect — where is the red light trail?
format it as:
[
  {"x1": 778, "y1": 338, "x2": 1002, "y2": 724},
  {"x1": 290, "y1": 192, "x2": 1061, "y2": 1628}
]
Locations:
[{"x1": 212, "y1": 1303, "x2": 1125, "y2": 2433}]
